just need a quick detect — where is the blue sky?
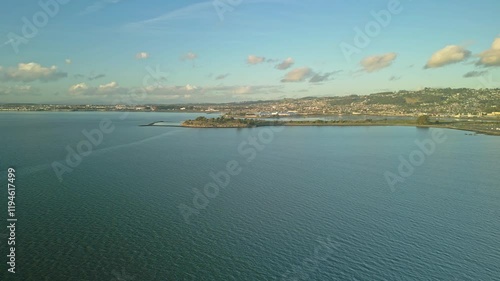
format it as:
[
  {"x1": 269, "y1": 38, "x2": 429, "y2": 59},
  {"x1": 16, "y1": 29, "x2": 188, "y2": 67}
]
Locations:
[{"x1": 0, "y1": 0, "x2": 499, "y2": 104}]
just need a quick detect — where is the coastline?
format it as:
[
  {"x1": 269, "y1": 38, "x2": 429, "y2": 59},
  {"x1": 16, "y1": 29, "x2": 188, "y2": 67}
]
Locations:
[{"x1": 142, "y1": 121, "x2": 500, "y2": 136}]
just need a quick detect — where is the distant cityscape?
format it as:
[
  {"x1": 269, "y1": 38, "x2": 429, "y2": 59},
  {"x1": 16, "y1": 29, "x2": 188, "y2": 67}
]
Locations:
[{"x1": 2, "y1": 88, "x2": 500, "y2": 119}]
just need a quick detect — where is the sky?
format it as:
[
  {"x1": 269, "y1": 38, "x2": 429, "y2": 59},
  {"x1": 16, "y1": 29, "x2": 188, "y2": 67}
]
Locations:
[{"x1": 0, "y1": 0, "x2": 499, "y2": 104}]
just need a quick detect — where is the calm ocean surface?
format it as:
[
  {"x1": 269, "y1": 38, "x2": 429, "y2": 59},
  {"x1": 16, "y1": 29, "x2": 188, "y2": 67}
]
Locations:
[{"x1": 1, "y1": 112, "x2": 499, "y2": 281}]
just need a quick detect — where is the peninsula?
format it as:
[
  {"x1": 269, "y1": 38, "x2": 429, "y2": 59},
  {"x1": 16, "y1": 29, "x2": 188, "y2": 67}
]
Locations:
[{"x1": 144, "y1": 115, "x2": 500, "y2": 136}]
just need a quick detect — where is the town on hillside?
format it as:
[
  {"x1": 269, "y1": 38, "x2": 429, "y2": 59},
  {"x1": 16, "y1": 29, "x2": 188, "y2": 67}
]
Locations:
[{"x1": 2, "y1": 88, "x2": 500, "y2": 119}]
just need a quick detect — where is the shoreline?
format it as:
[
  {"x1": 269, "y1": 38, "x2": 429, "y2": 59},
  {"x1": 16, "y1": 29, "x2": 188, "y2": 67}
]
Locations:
[{"x1": 142, "y1": 121, "x2": 500, "y2": 136}]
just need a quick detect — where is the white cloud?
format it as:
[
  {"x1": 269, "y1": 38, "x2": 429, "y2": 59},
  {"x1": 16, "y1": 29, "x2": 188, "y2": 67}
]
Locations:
[
  {"x1": 275, "y1": 57, "x2": 294, "y2": 70},
  {"x1": 144, "y1": 84, "x2": 280, "y2": 98},
  {"x1": 185, "y1": 84, "x2": 198, "y2": 91},
  {"x1": 65, "y1": 59, "x2": 72, "y2": 64},
  {"x1": 233, "y1": 86, "x2": 252, "y2": 95},
  {"x1": 69, "y1": 81, "x2": 124, "y2": 96},
  {"x1": 67, "y1": 78, "x2": 281, "y2": 101},
  {"x1": 135, "y1": 52, "x2": 149, "y2": 60},
  {"x1": 125, "y1": 2, "x2": 214, "y2": 29},
  {"x1": 424, "y1": 45, "x2": 471, "y2": 69},
  {"x1": 477, "y1": 38, "x2": 500, "y2": 67},
  {"x1": 98, "y1": 81, "x2": 118, "y2": 90},
  {"x1": 220, "y1": 85, "x2": 280, "y2": 96},
  {"x1": 80, "y1": 0, "x2": 123, "y2": 15},
  {"x1": 0, "y1": 85, "x2": 37, "y2": 96},
  {"x1": 69, "y1": 83, "x2": 89, "y2": 93},
  {"x1": 16, "y1": 85, "x2": 33, "y2": 91},
  {"x1": 124, "y1": 0, "x2": 287, "y2": 30},
  {"x1": 1, "y1": 62, "x2": 67, "y2": 82},
  {"x1": 281, "y1": 67, "x2": 313, "y2": 82},
  {"x1": 247, "y1": 55, "x2": 265, "y2": 65},
  {"x1": 181, "y1": 52, "x2": 198, "y2": 61},
  {"x1": 146, "y1": 85, "x2": 194, "y2": 94},
  {"x1": 361, "y1": 53, "x2": 397, "y2": 72}
]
